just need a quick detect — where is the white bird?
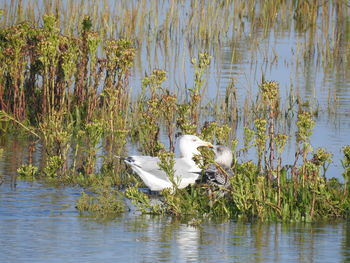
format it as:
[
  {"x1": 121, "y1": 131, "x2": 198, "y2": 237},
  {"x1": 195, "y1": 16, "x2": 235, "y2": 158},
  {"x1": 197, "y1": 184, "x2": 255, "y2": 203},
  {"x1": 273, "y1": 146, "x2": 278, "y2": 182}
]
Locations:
[
  {"x1": 203, "y1": 145, "x2": 234, "y2": 188},
  {"x1": 123, "y1": 135, "x2": 213, "y2": 191}
]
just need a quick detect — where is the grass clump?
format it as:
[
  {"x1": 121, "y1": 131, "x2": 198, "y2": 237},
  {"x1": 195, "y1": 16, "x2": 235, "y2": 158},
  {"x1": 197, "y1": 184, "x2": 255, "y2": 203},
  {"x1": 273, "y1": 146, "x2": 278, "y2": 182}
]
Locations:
[
  {"x1": 76, "y1": 179, "x2": 126, "y2": 218},
  {"x1": 17, "y1": 164, "x2": 39, "y2": 177}
]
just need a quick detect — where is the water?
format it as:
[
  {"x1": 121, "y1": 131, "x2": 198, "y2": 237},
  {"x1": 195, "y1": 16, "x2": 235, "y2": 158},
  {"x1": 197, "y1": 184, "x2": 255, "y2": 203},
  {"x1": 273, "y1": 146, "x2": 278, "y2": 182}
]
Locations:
[
  {"x1": 1, "y1": 180, "x2": 350, "y2": 263},
  {"x1": 1, "y1": 0, "x2": 349, "y2": 178},
  {"x1": 125, "y1": 2, "x2": 350, "y2": 179},
  {"x1": 1, "y1": 1, "x2": 350, "y2": 262}
]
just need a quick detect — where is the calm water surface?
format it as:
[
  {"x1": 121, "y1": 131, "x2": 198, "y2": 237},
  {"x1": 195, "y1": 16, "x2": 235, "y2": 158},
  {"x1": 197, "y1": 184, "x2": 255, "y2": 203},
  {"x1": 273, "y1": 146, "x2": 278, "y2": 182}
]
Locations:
[
  {"x1": 1, "y1": 0, "x2": 350, "y2": 177},
  {"x1": 1, "y1": 1, "x2": 350, "y2": 262},
  {"x1": 1, "y1": 180, "x2": 350, "y2": 263}
]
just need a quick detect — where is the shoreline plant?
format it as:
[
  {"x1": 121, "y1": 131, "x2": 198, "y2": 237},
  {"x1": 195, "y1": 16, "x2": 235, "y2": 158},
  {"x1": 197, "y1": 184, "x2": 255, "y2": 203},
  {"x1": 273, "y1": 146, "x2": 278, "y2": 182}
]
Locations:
[{"x1": 0, "y1": 12, "x2": 349, "y2": 222}]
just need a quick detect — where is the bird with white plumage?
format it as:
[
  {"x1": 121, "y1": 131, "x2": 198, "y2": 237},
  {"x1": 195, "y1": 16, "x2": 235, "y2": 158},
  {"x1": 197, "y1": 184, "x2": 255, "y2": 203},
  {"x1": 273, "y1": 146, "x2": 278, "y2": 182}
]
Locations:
[{"x1": 121, "y1": 135, "x2": 213, "y2": 191}]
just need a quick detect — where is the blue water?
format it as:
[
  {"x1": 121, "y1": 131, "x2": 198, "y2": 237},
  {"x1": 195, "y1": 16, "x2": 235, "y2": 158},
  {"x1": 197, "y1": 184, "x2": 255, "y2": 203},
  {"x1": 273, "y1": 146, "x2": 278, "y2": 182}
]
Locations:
[
  {"x1": 1, "y1": 1, "x2": 350, "y2": 262},
  {"x1": 1, "y1": 0, "x2": 349, "y2": 178},
  {"x1": 1, "y1": 180, "x2": 350, "y2": 263}
]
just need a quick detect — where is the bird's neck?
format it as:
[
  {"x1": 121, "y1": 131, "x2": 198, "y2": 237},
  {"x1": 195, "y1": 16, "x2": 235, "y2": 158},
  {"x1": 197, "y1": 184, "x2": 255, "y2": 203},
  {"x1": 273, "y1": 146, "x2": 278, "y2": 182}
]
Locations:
[
  {"x1": 181, "y1": 148, "x2": 200, "y2": 159},
  {"x1": 180, "y1": 148, "x2": 202, "y2": 172},
  {"x1": 215, "y1": 153, "x2": 233, "y2": 168},
  {"x1": 181, "y1": 155, "x2": 201, "y2": 172}
]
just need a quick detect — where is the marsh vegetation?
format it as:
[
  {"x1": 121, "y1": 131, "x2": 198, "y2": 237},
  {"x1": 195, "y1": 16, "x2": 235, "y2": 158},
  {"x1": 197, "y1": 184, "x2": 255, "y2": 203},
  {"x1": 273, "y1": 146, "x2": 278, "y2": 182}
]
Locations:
[{"x1": 0, "y1": 0, "x2": 350, "y2": 222}]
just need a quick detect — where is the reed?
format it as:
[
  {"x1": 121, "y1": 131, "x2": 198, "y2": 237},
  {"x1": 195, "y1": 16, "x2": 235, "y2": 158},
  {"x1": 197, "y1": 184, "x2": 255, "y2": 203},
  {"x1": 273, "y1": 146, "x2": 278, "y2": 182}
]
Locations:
[
  {"x1": 189, "y1": 52, "x2": 211, "y2": 127},
  {"x1": 0, "y1": 2, "x2": 349, "y2": 222},
  {"x1": 126, "y1": 80, "x2": 349, "y2": 222},
  {"x1": 1, "y1": 0, "x2": 349, "y2": 111},
  {"x1": 342, "y1": 146, "x2": 350, "y2": 198}
]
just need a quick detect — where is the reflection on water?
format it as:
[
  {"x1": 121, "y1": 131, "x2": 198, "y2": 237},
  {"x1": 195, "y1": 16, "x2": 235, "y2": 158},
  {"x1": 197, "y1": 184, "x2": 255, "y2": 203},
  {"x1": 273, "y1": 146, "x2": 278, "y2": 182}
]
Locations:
[
  {"x1": 0, "y1": 1, "x2": 350, "y2": 261},
  {"x1": 1, "y1": 181, "x2": 350, "y2": 263},
  {"x1": 0, "y1": 20, "x2": 349, "y2": 182},
  {"x1": 0, "y1": 1, "x2": 350, "y2": 179}
]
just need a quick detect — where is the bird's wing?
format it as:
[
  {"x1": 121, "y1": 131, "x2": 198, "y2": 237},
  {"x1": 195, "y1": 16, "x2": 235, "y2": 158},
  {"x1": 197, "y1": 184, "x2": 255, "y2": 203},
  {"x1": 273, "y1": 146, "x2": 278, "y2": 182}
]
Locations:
[
  {"x1": 204, "y1": 163, "x2": 233, "y2": 187},
  {"x1": 125, "y1": 156, "x2": 169, "y2": 181},
  {"x1": 173, "y1": 158, "x2": 200, "y2": 179},
  {"x1": 126, "y1": 156, "x2": 199, "y2": 180}
]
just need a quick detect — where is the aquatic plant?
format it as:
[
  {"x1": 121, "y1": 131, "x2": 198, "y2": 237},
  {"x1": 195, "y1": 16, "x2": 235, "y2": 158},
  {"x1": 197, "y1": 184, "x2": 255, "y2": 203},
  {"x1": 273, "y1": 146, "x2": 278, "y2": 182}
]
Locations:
[
  {"x1": 125, "y1": 76, "x2": 350, "y2": 222},
  {"x1": 17, "y1": 164, "x2": 38, "y2": 177},
  {"x1": 222, "y1": 78, "x2": 238, "y2": 125},
  {"x1": 189, "y1": 52, "x2": 211, "y2": 126},
  {"x1": 294, "y1": 111, "x2": 316, "y2": 186},
  {"x1": 43, "y1": 155, "x2": 65, "y2": 178},
  {"x1": 201, "y1": 121, "x2": 230, "y2": 145},
  {"x1": 342, "y1": 146, "x2": 350, "y2": 196},
  {"x1": 133, "y1": 68, "x2": 181, "y2": 154},
  {"x1": 125, "y1": 186, "x2": 163, "y2": 214},
  {"x1": 0, "y1": 110, "x2": 39, "y2": 137},
  {"x1": 158, "y1": 151, "x2": 176, "y2": 188},
  {"x1": 82, "y1": 120, "x2": 104, "y2": 174},
  {"x1": 259, "y1": 80, "x2": 280, "y2": 180},
  {"x1": 127, "y1": 154, "x2": 349, "y2": 222},
  {"x1": 254, "y1": 118, "x2": 267, "y2": 172},
  {"x1": 176, "y1": 104, "x2": 197, "y2": 135},
  {"x1": 242, "y1": 126, "x2": 254, "y2": 152},
  {"x1": 159, "y1": 92, "x2": 178, "y2": 152},
  {"x1": 0, "y1": 8, "x2": 349, "y2": 222},
  {"x1": 76, "y1": 180, "x2": 126, "y2": 217}
]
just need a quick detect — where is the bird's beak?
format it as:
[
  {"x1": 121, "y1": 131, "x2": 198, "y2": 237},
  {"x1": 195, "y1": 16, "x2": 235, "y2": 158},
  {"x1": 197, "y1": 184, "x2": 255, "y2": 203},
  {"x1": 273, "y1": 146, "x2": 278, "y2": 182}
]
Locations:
[
  {"x1": 208, "y1": 143, "x2": 215, "y2": 149},
  {"x1": 204, "y1": 141, "x2": 214, "y2": 148},
  {"x1": 197, "y1": 138, "x2": 214, "y2": 148}
]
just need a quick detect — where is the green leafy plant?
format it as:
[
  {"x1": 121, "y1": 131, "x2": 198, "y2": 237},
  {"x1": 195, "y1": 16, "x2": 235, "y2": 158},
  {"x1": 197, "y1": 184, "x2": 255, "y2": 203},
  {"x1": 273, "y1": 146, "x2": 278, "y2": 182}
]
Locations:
[
  {"x1": 77, "y1": 183, "x2": 126, "y2": 218},
  {"x1": 17, "y1": 164, "x2": 38, "y2": 177}
]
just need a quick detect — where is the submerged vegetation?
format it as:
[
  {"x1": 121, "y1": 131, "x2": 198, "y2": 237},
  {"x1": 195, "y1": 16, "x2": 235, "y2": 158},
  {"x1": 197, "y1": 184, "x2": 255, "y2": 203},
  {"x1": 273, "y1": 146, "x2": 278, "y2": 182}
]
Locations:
[{"x1": 0, "y1": 0, "x2": 350, "y2": 222}]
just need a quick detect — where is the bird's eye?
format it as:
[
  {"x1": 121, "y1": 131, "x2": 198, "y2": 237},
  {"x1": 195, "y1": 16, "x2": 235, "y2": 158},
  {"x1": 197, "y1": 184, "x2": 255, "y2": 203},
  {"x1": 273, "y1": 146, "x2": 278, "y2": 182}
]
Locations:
[{"x1": 192, "y1": 139, "x2": 196, "y2": 142}]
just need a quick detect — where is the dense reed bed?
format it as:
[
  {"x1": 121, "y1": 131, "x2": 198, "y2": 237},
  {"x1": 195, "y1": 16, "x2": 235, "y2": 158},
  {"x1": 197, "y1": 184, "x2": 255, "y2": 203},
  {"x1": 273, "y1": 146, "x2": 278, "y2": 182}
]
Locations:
[
  {"x1": 0, "y1": 1, "x2": 349, "y2": 221},
  {"x1": 1, "y1": 0, "x2": 350, "y2": 104}
]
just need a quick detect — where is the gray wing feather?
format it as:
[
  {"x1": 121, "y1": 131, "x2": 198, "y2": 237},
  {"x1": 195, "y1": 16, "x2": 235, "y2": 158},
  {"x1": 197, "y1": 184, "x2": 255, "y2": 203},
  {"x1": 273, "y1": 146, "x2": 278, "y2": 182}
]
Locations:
[{"x1": 204, "y1": 163, "x2": 234, "y2": 188}]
